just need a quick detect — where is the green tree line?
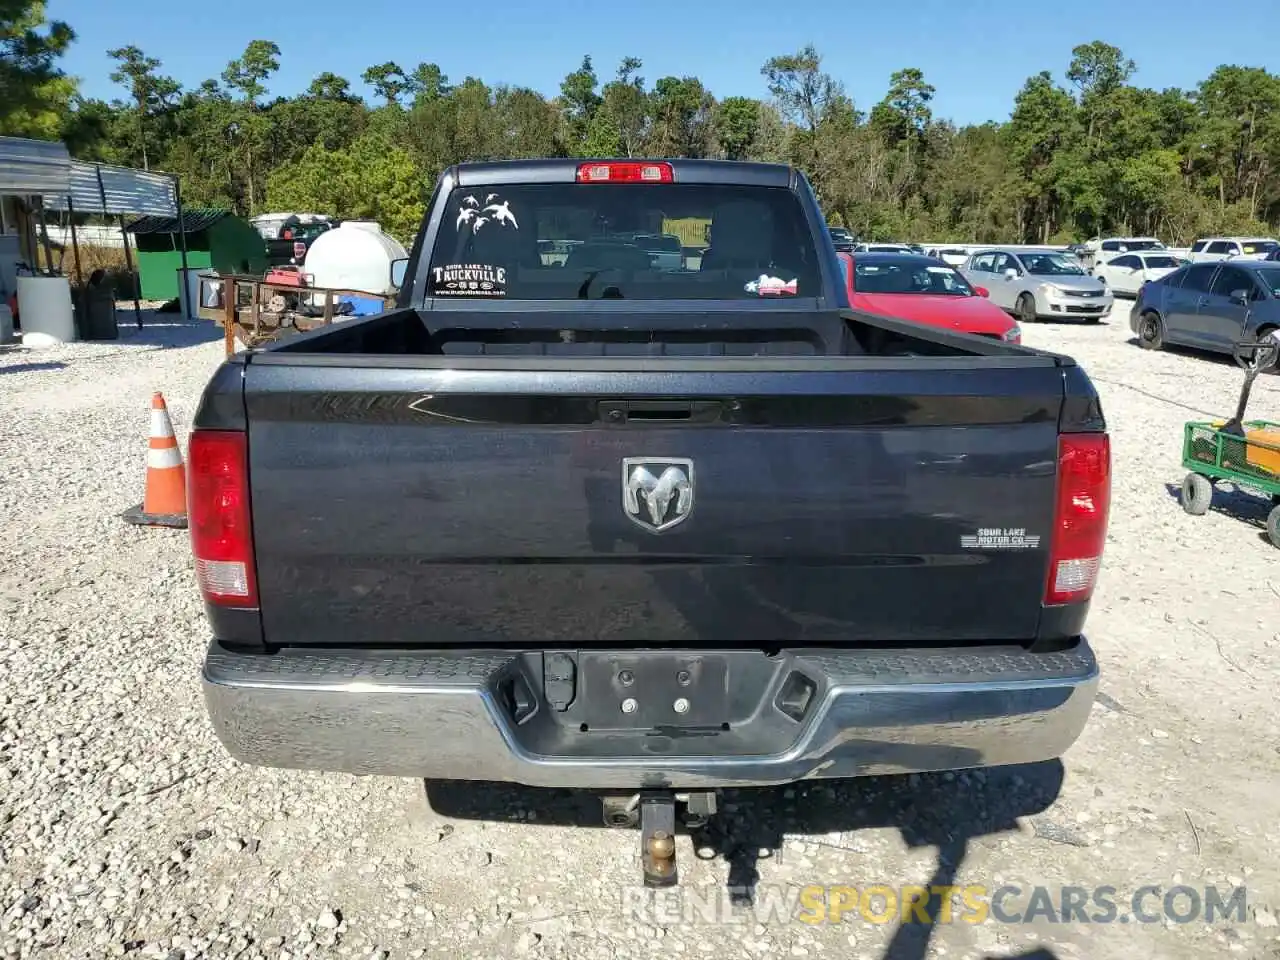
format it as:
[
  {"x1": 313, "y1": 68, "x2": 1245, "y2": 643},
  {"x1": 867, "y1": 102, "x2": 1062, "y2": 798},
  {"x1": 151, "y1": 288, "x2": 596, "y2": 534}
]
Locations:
[{"x1": 4, "y1": 1, "x2": 1280, "y2": 244}]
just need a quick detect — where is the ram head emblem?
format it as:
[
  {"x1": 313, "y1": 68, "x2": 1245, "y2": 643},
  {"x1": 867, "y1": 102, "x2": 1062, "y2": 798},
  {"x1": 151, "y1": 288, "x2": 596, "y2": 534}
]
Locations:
[{"x1": 621, "y1": 458, "x2": 695, "y2": 533}]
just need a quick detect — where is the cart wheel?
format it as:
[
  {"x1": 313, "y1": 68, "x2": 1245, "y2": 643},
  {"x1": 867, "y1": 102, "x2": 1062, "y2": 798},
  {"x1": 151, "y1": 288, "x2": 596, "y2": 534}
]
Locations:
[
  {"x1": 1180, "y1": 473, "x2": 1213, "y2": 516},
  {"x1": 1267, "y1": 505, "x2": 1280, "y2": 549}
]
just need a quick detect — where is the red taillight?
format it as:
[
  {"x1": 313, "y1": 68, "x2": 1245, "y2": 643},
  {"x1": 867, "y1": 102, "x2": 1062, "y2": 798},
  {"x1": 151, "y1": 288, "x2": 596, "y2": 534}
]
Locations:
[
  {"x1": 1045, "y1": 433, "x2": 1111, "y2": 606},
  {"x1": 188, "y1": 430, "x2": 258, "y2": 607},
  {"x1": 576, "y1": 162, "x2": 673, "y2": 184}
]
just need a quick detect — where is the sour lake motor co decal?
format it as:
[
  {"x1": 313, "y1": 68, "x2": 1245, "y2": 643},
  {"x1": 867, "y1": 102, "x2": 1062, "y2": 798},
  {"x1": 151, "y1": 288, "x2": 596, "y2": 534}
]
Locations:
[
  {"x1": 960, "y1": 528, "x2": 1042, "y2": 550},
  {"x1": 431, "y1": 263, "x2": 507, "y2": 297}
]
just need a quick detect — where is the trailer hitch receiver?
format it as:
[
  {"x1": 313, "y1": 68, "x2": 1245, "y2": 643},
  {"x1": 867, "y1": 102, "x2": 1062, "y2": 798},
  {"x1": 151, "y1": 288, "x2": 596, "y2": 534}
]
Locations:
[{"x1": 640, "y1": 792, "x2": 678, "y2": 888}]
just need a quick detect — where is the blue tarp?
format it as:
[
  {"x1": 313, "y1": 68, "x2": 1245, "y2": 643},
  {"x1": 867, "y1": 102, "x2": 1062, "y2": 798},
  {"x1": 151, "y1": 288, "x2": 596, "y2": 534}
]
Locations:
[{"x1": 340, "y1": 295, "x2": 385, "y2": 316}]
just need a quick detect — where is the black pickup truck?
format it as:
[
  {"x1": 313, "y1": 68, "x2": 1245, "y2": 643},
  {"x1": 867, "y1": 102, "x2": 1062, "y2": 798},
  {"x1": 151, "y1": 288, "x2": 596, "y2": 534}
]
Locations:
[
  {"x1": 191, "y1": 159, "x2": 1109, "y2": 884},
  {"x1": 263, "y1": 216, "x2": 333, "y2": 268}
]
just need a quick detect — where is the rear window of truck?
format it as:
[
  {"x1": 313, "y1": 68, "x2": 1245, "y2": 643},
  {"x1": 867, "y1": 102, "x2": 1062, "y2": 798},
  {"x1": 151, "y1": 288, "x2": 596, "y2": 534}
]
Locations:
[{"x1": 427, "y1": 183, "x2": 821, "y2": 300}]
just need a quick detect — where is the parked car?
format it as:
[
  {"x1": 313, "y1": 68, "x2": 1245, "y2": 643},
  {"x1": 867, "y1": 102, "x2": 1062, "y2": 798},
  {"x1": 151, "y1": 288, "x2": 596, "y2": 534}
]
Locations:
[
  {"x1": 628, "y1": 232, "x2": 684, "y2": 271},
  {"x1": 837, "y1": 251, "x2": 1021, "y2": 343},
  {"x1": 192, "y1": 157, "x2": 1109, "y2": 884},
  {"x1": 1188, "y1": 237, "x2": 1280, "y2": 263},
  {"x1": 925, "y1": 246, "x2": 972, "y2": 268},
  {"x1": 854, "y1": 242, "x2": 915, "y2": 255},
  {"x1": 963, "y1": 247, "x2": 1113, "y2": 323},
  {"x1": 1092, "y1": 251, "x2": 1186, "y2": 297},
  {"x1": 1081, "y1": 236, "x2": 1165, "y2": 270},
  {"x1": 828, "y1": 227, "x2": 855, "y2": 253},
  {"x1": 1130, "y1": 259, "x2": 1280, "y2": 356},
  {"x1": 266, "y1": 216, "x2": 334, "y2": 268},
  {"x1": 537, "y1": 238, "x2": 581, "y2": 266}
]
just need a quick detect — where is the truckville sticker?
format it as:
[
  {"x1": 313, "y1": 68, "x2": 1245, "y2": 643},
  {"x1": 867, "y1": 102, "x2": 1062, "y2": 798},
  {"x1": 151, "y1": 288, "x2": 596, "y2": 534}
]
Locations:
[
  {"x1": 744, "y1": 274, "x2": 798, "y2": 296},
  {"x1": 430, "y1": 263, "x2": 507, "y2": 297},
  {"x1": 456, "y1": 193, "x2": 519, "y2": 234},
  {"x1": 960, "y1": 528, "x2": 1042, "y2": 550}
]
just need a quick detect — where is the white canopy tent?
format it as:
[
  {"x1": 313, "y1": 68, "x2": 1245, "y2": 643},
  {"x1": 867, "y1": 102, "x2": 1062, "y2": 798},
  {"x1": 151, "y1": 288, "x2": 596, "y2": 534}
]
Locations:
[
  {"x1": 0, "y1": 137, "x2": 72, "y2": 303},
  {"x1": 0, "y1": 136, "x2": 71, "y2": 195},
  {"x1": 0, "y1": 138, "x2": 193, "y2": 333},
  {"x1": 1, "y1": 137, "x2": 194, "y2": 331},
  {"x1": 42, "y1": 160, "x2": 186, "y2": 327},
  {"x1": 43, "y1": 160, "x2": 178, "y2": 218}
]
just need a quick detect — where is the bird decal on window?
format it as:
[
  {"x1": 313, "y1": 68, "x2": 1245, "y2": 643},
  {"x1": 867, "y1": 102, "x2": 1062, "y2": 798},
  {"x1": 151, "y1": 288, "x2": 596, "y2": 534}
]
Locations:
[{"x1": 482, "y1": 199, "x2": 518, "y2": 229}]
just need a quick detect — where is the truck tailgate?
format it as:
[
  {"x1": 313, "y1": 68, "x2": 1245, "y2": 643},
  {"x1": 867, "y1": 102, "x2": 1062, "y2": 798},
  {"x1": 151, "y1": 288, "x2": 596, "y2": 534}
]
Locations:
[{"x1": 244, "y1": 358, "x2": 1066, "y2": 648}]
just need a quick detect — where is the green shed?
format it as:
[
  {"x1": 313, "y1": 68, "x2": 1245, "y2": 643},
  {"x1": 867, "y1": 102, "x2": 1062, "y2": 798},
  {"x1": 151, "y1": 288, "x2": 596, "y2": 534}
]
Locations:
[{"x1": 124, "y1": 209, "x2": 268, "y2": 301}]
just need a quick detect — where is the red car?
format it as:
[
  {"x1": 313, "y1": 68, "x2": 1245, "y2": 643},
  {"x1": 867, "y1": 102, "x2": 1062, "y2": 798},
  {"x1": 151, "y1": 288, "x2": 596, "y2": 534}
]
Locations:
[{"x1": 837, "y1": 251, "x2": 1021, "y2": 344}]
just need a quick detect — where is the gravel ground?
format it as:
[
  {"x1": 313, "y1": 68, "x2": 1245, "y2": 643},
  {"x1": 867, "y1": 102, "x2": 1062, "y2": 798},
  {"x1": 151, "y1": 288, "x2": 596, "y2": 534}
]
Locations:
[{"x1": 2, "y1": 305, "x2": 1279, "y2": 960}]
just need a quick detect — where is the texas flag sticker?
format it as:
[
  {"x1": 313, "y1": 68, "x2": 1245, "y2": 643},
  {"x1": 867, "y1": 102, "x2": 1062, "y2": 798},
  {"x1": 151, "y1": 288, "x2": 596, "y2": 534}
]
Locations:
[{"x1": 745, "y1": 274, "x2": 798, "y2": 296}]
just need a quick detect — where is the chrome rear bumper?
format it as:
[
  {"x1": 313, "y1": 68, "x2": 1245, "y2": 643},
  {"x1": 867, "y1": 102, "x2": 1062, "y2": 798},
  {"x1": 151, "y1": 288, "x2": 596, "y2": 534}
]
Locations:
[{"x1": 203, "y1": 640, "x2": 1098, "y2": 790}]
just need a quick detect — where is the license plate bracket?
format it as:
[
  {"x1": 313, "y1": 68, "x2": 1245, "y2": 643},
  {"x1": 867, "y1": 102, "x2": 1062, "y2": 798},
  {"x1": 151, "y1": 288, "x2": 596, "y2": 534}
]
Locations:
[{"x1": 576, "y1": 653, "x2": 729, "y2": 730}]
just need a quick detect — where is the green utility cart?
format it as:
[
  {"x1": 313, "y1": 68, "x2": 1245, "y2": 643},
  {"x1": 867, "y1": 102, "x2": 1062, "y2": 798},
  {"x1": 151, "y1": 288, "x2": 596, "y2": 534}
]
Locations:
[{"x1": 1179, "y1": 339, "x2": 1280, "y2": 548}]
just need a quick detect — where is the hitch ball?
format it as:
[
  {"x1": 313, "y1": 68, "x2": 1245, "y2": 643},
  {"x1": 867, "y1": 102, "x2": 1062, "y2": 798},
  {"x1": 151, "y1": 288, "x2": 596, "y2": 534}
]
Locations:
[{"x1": 648, "y1": 830, "x2": 676, "y2": 863}]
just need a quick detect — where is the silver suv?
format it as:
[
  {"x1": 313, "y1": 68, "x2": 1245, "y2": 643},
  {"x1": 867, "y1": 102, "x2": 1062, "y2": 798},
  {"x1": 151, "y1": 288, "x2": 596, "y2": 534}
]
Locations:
[{"x1": 962, "y1": 248, "x2": 1113, "y2": 323}]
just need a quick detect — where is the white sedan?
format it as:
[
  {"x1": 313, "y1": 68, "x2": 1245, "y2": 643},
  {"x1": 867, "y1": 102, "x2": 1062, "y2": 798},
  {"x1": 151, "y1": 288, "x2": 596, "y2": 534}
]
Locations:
[
  {"x1": 1092, "y1": 251, "x2": 1186, "y2": 296},
  {"x1": 855, "y1": 243, "x2": 915, "y2": 255},
  {"x1": 926, "y1": 246, "x2": 971, "y2": 267}
]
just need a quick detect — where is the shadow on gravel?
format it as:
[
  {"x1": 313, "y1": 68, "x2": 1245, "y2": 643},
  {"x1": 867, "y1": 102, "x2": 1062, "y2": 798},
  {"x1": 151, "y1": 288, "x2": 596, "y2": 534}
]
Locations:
[
  {"x1": 1123, "y1": 335, "x2": 1273, "y2": 374},
  {"x1": 427, "y1": 760, "x2": 1064, "y2": 960},
  {"x1": 1035, "y1": 317, "x2": 1109, "y2": 327},
  {"x1": 1162, "y1": 480, "x2": 1274, "y2": 531},
  {"x1": 1016, "y1": 307, "x2": 1112, "y2": 327},
  {"x1": 117, "y1": 317, "x2": 222, "y2": 349},
  {"x1": 0, "y1": 360, "x2": 67, "y2": 374},
  {"x1": 0, "y1": 316, "x2": 218, "y2": 366}
]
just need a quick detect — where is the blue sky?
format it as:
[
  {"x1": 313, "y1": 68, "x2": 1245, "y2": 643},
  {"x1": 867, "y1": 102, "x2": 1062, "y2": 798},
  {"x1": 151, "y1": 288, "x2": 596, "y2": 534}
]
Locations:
[{"x1": 55, "y1": 0, "x2": 1277, "y2": 126}]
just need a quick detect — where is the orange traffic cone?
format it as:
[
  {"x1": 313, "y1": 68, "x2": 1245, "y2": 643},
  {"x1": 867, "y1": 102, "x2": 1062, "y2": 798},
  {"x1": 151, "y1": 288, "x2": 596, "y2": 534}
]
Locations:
[{"x1": 122, "y1": 392, "x2": 188, "y2": 529}]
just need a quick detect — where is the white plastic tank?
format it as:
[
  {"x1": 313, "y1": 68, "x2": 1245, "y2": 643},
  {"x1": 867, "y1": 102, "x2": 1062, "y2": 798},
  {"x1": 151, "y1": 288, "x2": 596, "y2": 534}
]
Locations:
[
  {"x1": 16, "y1": 276, "x2": 76, "y2": 348},
  {"x1": 303, "y1": 221, "x2": 408, "y2": 296},
  {"x1": 176, "y1": 268, "x2": 203, "y2": 320}
]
